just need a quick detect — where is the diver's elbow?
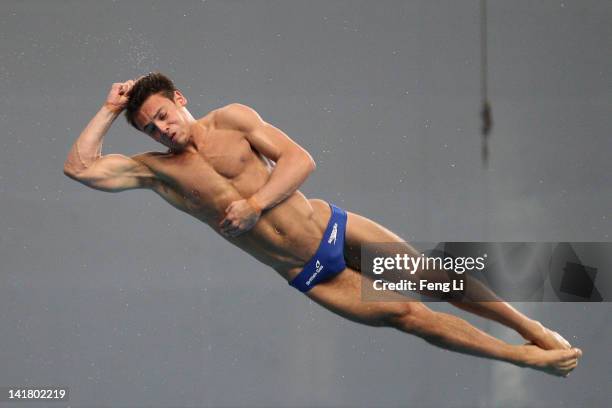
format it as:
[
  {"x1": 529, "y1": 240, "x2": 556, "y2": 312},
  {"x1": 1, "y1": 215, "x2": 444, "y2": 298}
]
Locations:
[
  {"x1": 304, "y1": 152, "x2": 316, "y2": 172},
  {"x1": 63, "y1": 164, "x2": 80, "y2": 179}
]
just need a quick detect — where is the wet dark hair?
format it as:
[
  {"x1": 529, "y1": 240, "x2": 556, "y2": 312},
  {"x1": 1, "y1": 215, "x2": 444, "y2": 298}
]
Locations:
[{"x1": 125, "y1": 72, "x2": 177, "y2": 129}]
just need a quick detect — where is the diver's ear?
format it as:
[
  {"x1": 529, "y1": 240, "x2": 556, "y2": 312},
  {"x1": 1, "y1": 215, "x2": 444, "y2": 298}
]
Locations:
[{"x1": 174, "y1": 90, "x2": 187, "y2": 107}]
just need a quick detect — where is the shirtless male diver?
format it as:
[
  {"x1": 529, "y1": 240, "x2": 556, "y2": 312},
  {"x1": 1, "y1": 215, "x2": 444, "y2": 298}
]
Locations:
[{"x1": 64, "y1": 73, "x2": 582, "y2": 377}]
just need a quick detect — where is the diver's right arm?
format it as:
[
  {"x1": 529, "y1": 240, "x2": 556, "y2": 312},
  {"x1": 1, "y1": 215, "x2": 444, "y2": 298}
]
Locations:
[{"x1": 63, "y1": 81, "x2": 156, "y2": 192}]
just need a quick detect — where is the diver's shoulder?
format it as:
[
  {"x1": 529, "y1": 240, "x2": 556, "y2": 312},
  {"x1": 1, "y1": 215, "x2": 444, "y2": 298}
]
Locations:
[
  {"x1": 194, "y1": 106, "x2": 221, "y2": 129},
  {"x1": 194, "y1": 103, "x2": 260, "y2": 132},
  {"x1": 209, "y1": 103, "x2": 263, "y2": 130}
]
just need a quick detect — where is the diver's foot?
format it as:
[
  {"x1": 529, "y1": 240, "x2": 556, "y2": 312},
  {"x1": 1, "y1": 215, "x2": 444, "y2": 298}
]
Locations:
[
  {"x1": 523, "y1": 320, "x2": 572, "y2": 351},
  {"x1": 519, "y1": 345, "x2": 582, "y2": 377}
]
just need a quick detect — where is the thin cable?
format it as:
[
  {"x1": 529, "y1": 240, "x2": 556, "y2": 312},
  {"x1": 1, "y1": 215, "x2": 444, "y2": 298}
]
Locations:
[{"x1": 480, "y1": 0, "x2": 492, "y2": 167}]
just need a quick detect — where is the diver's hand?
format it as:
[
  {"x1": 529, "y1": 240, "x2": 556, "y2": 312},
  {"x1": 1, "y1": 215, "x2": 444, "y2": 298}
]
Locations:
[
  {"x1": 104, "y1": 80, "x2": 135, "y2": 114},
  {"x1": 219, "y1": 199, "x2": 262, "y2": 237}
]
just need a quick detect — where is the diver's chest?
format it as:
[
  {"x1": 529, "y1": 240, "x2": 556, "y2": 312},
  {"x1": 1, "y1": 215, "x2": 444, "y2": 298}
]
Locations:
[
  {"x1": 154, "y1": 135, "x2": 255, "y2": 197},
  {"x1": 200, "y1": 131, "x2": 253, "y2": 179}
]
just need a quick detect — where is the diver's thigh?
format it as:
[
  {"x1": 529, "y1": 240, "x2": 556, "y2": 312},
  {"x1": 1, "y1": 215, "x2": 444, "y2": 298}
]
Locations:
[{"x1": 305, "y1": 266, "x2": 415, "y2": 327}]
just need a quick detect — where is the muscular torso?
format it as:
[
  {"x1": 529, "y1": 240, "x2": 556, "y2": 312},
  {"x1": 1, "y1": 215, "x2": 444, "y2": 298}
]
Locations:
[{"x1": 137, "y1": 114, "x2": 331, "y2": 280}]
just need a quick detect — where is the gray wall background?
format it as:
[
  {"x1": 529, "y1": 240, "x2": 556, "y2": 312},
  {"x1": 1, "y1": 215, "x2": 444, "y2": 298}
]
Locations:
[{"x1": 1, "y1": 0, "x2": 610, "y2": 407}]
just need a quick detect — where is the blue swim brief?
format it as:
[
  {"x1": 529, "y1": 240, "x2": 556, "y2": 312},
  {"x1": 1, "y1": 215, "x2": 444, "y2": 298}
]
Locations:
[{"x1": 289, "y1": 203, "x2": 347, "y2": 292}]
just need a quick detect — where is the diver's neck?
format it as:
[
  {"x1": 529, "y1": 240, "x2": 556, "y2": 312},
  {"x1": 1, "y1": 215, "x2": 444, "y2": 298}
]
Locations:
[{"x1": 180, "y1": 119, "x2": 208, "y2": 154}]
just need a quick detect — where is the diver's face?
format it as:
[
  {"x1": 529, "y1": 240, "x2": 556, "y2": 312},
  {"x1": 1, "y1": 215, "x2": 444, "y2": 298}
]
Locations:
[{"x1": 135, "y1": 91, "x2": 189, "y2": 150}]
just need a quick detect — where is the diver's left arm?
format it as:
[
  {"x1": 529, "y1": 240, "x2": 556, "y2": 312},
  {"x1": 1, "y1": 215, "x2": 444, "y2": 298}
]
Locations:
[{"x1": 217, "y1": 103, "x2": 316, "y2": 236}]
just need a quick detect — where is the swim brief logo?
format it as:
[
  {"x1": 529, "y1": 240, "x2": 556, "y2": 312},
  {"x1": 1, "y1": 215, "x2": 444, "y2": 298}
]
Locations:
[
  {"x1": 328, "y1": 223, "x2": 338, "y2": 245},
  {"x1": 306, "y1": 260, "x2": 324, "y2": 286}
]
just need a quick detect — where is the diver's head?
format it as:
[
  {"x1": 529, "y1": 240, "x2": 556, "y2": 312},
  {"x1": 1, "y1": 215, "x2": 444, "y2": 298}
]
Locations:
[{"x1": 126, "y1": 72, "x2": 194, "y2": 151}]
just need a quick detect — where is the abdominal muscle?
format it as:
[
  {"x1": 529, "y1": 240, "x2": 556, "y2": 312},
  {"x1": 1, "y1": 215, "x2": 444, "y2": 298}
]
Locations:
[
  {"x1": 224, "y1": 195, "x2": 332, "y2": 281},
  {"x1": 176, "y1": 188, "x2": 332, "y2": 281}
]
